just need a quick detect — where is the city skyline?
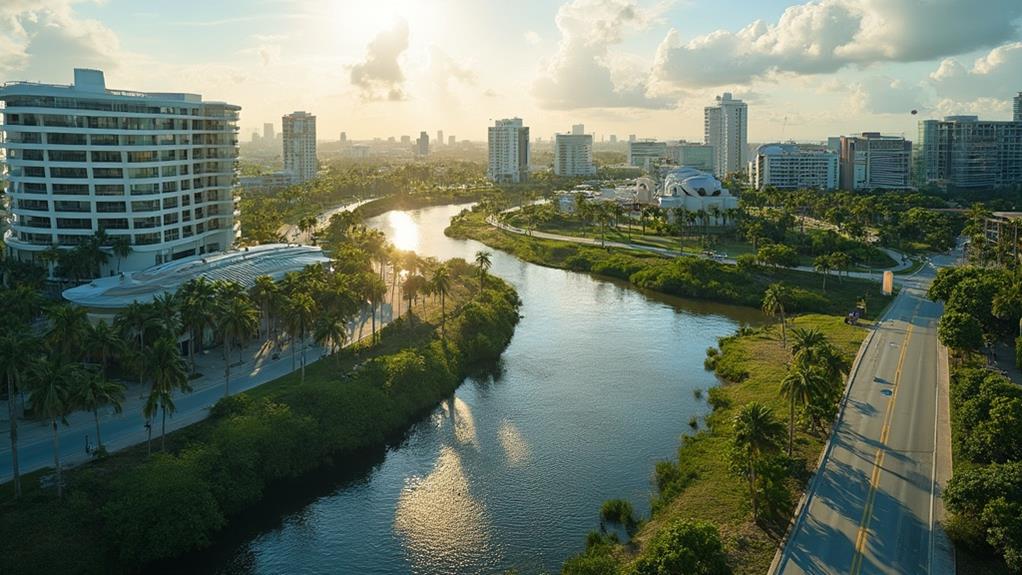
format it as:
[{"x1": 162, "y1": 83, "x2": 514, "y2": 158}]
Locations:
[{"x1": 2, "y1": 0, "x2": 1020, "y2": 142}]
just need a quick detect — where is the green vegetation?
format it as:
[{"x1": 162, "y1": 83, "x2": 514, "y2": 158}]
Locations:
[
  {"x1": 600, "y1": 499, "x2": 636, "y2": 528},
  {"x1": 449, "y1": 208, "x2": 891, "y2": 318},
  {"x1": 0, "y1": 270, "x2": 519, "y2": 574},
  {"x1": 562, "y1": 315, "x2": 867, "y2": 574}
]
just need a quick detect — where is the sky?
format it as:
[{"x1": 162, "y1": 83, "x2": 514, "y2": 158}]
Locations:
[{"x1": 1, "y1": 0, "x2": 1021, "y2": 143}]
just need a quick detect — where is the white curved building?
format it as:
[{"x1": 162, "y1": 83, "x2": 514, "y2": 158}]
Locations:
[
  {"x1": 0, "y1": 68, "x2": 240, "y2": 276},
  {"x1": 656, "y1": 167, "x2": 738, "y2": 224}
]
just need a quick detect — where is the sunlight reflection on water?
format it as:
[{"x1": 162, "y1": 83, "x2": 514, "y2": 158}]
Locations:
[{"x1": 388, "y1": 211, "x2": 419, "y2": 252}]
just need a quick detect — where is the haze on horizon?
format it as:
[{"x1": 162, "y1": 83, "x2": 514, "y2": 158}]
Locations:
[{"x1": 1, "y1": 0, "x2": 1020, "y2": 143}]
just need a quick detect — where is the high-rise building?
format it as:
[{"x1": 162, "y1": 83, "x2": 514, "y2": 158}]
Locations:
[
  {"x1": 749, "y1": 144, "x2": 838, "y2": 190},
  {"x1": 1015, "y1": 92, "x2": 1022, "y2": 123},
  {"x1": 554, "y1": 129, "x2": 596, "y2": 178},
  {"x1": 667, "y1": 142, "x2": 715, "y2": 172},
  {"x1": 487, "y1": 118, "x2": 530, "y2": 184},
  {"x1": 437, "y1": 130, "x2": 444, "y2": 147},
  {"x1": 340, "y1": 131, "x2": 347, "y2": 144},
  {"x1": 628, "y1": 134, "x2": 637, "y2": 142},
  {"x1": 417, "y1": 131, "x2": 430, "y2": 157},
  {"x1": 282, "y1": 111, "x2": 317, "y2": 183},
  {"x1": 0, "y1": 68, "x2": 240, "y2": 275},
  {"x1": 915, "y1": 115, "x2": 1022, "y2": 188},
  {"x1": 401, "y1": 135, "x2": 411, "y2": 145},
  {"x1": 704, "y1": 92, "x2": 748, "y2": 177},
  {"x1": 627, "y1": 140, "x2": 668, "y2": 168},
  {"x1": 609, "y1": 135, "x2": 618, "y2": 144},
  {"x1": 836, "y1": 133, "x2": 912, "y2": 190},
  {"x1": 263, "y1": 122, "x2": 274, "y2": 141},
  {"x1": 251, "y1": 132, "x2": 261, "y2": 143},
  {"x1": 448, "y1": 135, "x2": 456, "y2": 146},
  {"x1": 572, "y1": 124, "x2": 585, "y2": 136}
]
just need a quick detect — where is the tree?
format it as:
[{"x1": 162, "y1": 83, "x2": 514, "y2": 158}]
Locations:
[
  {"x1": 215, "y1": 291, "x2": 259, "y2": 398},
  {"x1": 88, "y1": 320, "x2": 123, "y2": 379},
  {"x1": 829, "y1": 251, "x2": 851, "y2": 280},
  {"x1": 76, "y1": 371, "x2": 125, "y2": 452},
  {"x1": 429, "y1": 265, "x2": 451, "y2": 339},
  {"x1": 143, "y1": 337, "x2": 190, "y2": 453},
  {"x1": 814, "y1": 255, "x2": 833, "y2": 292},
  {"x1": 730, "y1": 401, "x2": 785, "y2": 519},
  {"x1": 251, "y1": 275, "x2": 278, "y2": 340},
  {"x1": 475, "y1": 250, "x2": 493, "y2": 289},
  {"x1": 45, "y1": 303, "x2": 90, "y2": 363},
  {"x1": 314, "y1": 313, "x2": 348, "y2": 364},
  {"x1": 116, "y1": 301, "x2": 160, "y2": 389},
  {"x1": 780, "y1": 364, "x2": 827, "y2": 456},
  {"x1": 110, "y1": 235, "x2": 132, "y2": 273},
  {"x1": 0, "y1": 328, "x2": 37, "y2": 498},
  {"x1": 284, "y1": 292, "x2": 316, "y2": 382},
  {"x1": 762, "y1": 283, "x2": 790, "y2": 347},
  {"x1": 939, "y1": 311, "x2": 984, "y2": 354},
  {"x1": 402, "y1": 274, "x2": 428, "y2": 326},
  {"x1": 179, "y1": 277, "x2": 217, "y2": 373},
  {"x1": 29, "y1": 360, "x2": 78, "y2": 498},
  {"x1": 631, "y1": 519, "x2": 730, "y2": 575},
  {"x1": 757, "y1": 244, "x2": 799, "y2": 268}
]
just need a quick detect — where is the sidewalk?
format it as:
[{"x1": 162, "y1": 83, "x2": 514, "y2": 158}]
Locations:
[
  {"x1": 0, "y1": 265, "x2": 406, "y2": 483},
  {"x1": 487, "y1": 213, "x2": 915, "y2": 280}
]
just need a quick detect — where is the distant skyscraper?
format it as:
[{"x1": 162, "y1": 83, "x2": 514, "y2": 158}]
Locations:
[
  {"x1": 263, "y1": 122, "x2": 274, "y2": 141},
  {"x1": 448, "y1": 135, "x2": 455, "y2": 146},
  {"x1": 401, "y1": 135, "x2": 411, "y2": 145},
  {"x1": 488, "y1": 118, "x2": 530, "y2": 184},
  {"x1": 252, "y1": 132, "x2": 261, "y2": 143},
  {"x1": 915, "y1": 115, "x2": 1022, "y2": 188},
  {"x1": 836, "y1": 133, "x2": 912, "y2": 190},
  {"x1": 628, "y1": 134, "x2": 637, "y2": 142},
  {"x1": 0, "y1": 68, "x2": 239, "y2": 275},
  {"x1": 628, "y1": 140, "x2": 668, "y2": 168},
  {"x1": 417, "y1": 131, "x2": 430, "y2": 157},
  {"x1": 609, "y1": 135, "x2": 618, "y2": 144},
  {"x1": 340, "y1": 131, "x2": 347, "y2": 144},
  {"x1": 705, "y1": 92, "x2": 748, "y2": 177},
  {"x1": 1015, "y1": 92, "x2": 1022, "y2": 122},
  {"x1": 282, "y1": 111, "x2": 317, "y2": 183},
  {"x1": 387, "y1": 136, "x2": 395, "y2": 143},
  {"x1": 437, "y1": 130, "x2": 444, "y2": 146},
  {"x1": 554, "y1": 128, "x2": 596, "y2": 178},
  {"x1": 667, "y1": 142, "x2": 715, "y2": 172}
]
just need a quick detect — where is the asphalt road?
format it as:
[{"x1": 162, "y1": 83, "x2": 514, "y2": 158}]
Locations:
[{"x1": 775, "y1": 256, "x2": 956, "y2": 574}]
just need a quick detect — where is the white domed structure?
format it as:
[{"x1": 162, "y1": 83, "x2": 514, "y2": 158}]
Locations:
[
  {"x1": 635, "y1": 176, "x2": 656, "y2": 204},
  {"x1": 657, "y1": 167, "x2": 739, "y2": 225}
]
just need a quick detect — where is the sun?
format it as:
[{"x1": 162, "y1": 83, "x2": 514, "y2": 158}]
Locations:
[{"x1": 328, "y1": 0, "x2": 434, "y2": 42}]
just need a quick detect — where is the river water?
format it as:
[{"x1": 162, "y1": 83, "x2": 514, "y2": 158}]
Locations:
[{"x1": 187, "y1": 203, "x2": 761, "y2": 574}]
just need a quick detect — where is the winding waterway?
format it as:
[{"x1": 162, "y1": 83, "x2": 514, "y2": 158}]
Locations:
[{"x1": 184, "y1": 203, "x2": 762, "y2": 574}]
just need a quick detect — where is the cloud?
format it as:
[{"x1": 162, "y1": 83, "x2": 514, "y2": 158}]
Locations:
[
  {"x1": 524, "y1": 31, "x2": 541, "y2": 46},
  {"x1": 0, "y1": 1, "x2": 120, "y2": 78},
  {"x1": 651, "y1": 0, "x2": 1022, "y2": 89},
  {"x1": 532, "y1": 0, "x2": 672, "y2": 110},
  {"x1": 349, "y1": 18, "x2": 410, "y2": 102},
  {"x1": 848, "y1": 76, "x2": 928, "y2": 115},
  {"x1": 929, "y1": 42, "x2": 1022, "y2": 103}
]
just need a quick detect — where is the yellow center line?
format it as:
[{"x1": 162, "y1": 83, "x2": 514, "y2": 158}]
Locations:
[{"x1": 850, "y1": 310, "x2": 918, "y2": 574}]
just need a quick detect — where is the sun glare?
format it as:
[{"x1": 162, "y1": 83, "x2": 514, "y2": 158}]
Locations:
[{"x1": 388, "y1": 211, "x2": 419, "y2": 252}]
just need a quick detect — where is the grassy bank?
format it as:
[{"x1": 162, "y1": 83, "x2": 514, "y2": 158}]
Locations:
[
  {"x1": 356, "y1": 189, "x2": 485, "y2": 220},
  {"x1": 0, "y1": 269, "x2": 521, "y2": 575},
  {"x1": 448, "y1": 208, "x2": 890, "y2": 319},
  {"x1": 565, "y1": 315, "x2": 868, "y2": 574}
]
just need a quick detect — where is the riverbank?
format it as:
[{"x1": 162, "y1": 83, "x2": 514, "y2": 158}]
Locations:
[
  {"x1": 448, "y1": 207, "x2": 891, "y2": 319},
  {"x1": 357, "y1": 189, "x2": 487, "y2": 220},
  {"x1": 565, "y1": 315, "x2": 868, "y2": 574},
  {"x1": 0, "y1": 265, "x2": 521, "y2": 575}
]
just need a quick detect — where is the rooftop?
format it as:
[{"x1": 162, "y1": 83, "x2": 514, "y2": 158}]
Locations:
[{"x1": 63, "y1": 244, "x2": 331, "y2": 310}]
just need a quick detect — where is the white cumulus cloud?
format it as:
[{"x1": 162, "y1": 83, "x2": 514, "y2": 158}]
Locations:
[{"x1": 349, "y1": 19, "x2": 410, "y2": 102}]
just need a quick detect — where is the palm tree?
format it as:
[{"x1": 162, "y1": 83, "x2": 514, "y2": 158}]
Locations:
[
  {"x1": 475, "y1": 250, "x2": 492, "y2": 290},
  {"x1": 143, "y1": 337, "x2": 190, "y2": 453},
  {"x1": 0, "y1": 328, "x2": 38, "y2": 498},
  {"x1": 814, "y1": 255, "x2": 833, "y2": 292},
  {"x1": 762, "y1": 283, "x2": 790, "y2": 348},
  {"x1": 780, "y1": 364, "x2": 826, "y2": 457},
  {"x1": 179, "y1": 277, "x2": 217, "y2": 372},
  {"x1": 298, "y1": 215, "x2": 319, "y2": 243},
  {"x1": 29, "y1": 360, "x2": 77, "y2": 498},
  {"x1": 151, "y1": 292, "x2": 181, "y2": 339},
  {"x1": 314, "y1": 313, "x2": 348, "y2": 365},
  {"x1": 76, "y1": 372, "x2": 125, "y2": 452},
  {"x1": 284, "y1": 292, "x2": 316, "y2": 382},
  {"x1": 402, "y1": 274, "x2": 427, "y2": 327},
  {"x1": 215, "y1": 293, "x2": 259, "y2": 398},
  {"x1": 366, "y1": 273, "x2": 388, "y2": 344},
  {"x1": 251, "y1": 275, "x2": 278, "y2": 340},
  {"x1": 116, "y1": 301, "x2": 159, "y2": 390},
  {"x1": 110, "y1": 235, "x2": 132, "y2": 273},
  {"x1": 45, "y1": 303, "x2": 90, "y2": 363},
  {"x1": 732, "y1": 401, "x2": 785, "y2": 519},
  {"x1": 430, "y1": 265, "x2": 452, "y2": 339},
  {"x1": 88, "y1": 320, "x2": 123, "y2": 378}
]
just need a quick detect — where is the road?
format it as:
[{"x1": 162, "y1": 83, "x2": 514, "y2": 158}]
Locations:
[{"x1": 773, "y1": 253, "x2": 956, "y2": 574}]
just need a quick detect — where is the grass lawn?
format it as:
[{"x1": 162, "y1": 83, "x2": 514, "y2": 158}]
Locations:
[{"x1": 631, "y1": 315, "x2": 869, "y2": 574}]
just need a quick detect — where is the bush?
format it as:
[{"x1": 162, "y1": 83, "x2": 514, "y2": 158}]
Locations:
[
  {"x1": 600, "y1": 498, "x2": 636, "y2": 526},
  {"x1": 628, "y1": 519, "x2": 730, "y2": 575},
  {"x1": 706, "y1": 387, "x2": 732, "y2": 411}
]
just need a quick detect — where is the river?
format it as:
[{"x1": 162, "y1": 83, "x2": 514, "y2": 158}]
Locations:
[{"x1": 183, "y1": 203, "x2": 762, "y2": 574}]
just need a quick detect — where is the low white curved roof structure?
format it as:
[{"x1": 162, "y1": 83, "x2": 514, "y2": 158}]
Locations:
[{"x1": 63, "y1": 244, "x2": 331, "y2": 310}]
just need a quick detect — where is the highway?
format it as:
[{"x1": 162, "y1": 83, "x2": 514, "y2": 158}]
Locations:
[{"x1": 774, "y1": 255, "x2": 956, "y2": 575}]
